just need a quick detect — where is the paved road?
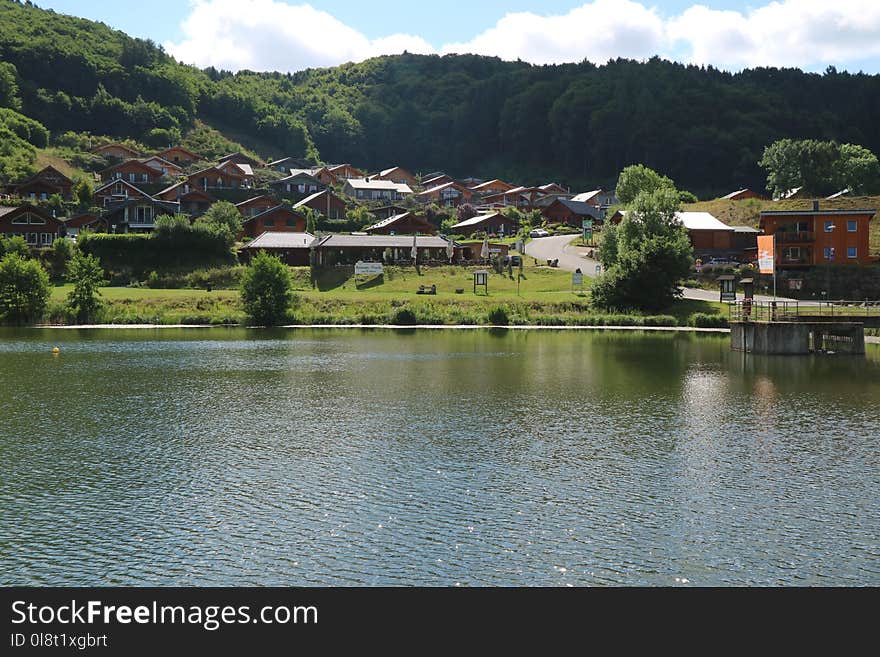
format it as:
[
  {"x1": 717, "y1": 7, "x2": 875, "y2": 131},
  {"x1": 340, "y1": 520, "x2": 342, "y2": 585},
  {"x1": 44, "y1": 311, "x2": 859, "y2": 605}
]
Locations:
[{"x1": 524, "y1": 235, "x2": 800, "y2": 303}]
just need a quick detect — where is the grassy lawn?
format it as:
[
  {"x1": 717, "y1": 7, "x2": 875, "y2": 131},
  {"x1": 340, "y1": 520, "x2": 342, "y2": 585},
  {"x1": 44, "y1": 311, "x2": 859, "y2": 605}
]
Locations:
[{"x1": 44, "y1": 265, "x2": 726, "y2": 326}]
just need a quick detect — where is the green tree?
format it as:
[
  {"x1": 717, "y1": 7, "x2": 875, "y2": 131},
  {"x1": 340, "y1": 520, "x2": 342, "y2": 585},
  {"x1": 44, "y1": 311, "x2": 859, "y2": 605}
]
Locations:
[
  {"x1": 759, "y1": 139, "x2": 840, "y2": 198},
  {"x1": 195, "y1": 201, "x2": 242, "y2": 246},
  {"x1": 240, "y1": 251, "x2": 293, "y2": 325},
  {"x1": 834, "y1": 143, "x2": 880, "y2": 195},
  {"x1": 597, "y1": 222, "x2": 618, "y2": 269},
  {"x1": 0, "y1": 235, "x2": 29, "y2": 258},
  {"x1": 591, "y1": 188, "x2": 692, "y2": 311},
  {"x1": 0, "y1": 253, "x2": 50, "y2": 324},
  {"x1": 66, "y1": 251, "x2": 104, "y2": 323},
  {"x1": 615, "y1": 164, "x2": 676, "y2": 204},
  {"x1": 49, "y1": 236, "x2": 75, "y2": 279},
  {"x1": 73, "y1": 177, "x2": 93, "y2": 210}
]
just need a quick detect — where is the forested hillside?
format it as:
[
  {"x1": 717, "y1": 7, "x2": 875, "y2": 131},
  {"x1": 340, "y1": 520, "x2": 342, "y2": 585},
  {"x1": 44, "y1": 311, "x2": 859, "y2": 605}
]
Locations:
[{"x1": 2, "y1": 0, "x2": 880, "y2": 196}]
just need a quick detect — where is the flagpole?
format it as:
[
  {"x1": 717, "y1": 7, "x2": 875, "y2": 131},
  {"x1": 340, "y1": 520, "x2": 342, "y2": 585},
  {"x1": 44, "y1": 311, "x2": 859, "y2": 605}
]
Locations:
[{"x1": 773, "y1": 232, "x2": 777, "y2": 301}]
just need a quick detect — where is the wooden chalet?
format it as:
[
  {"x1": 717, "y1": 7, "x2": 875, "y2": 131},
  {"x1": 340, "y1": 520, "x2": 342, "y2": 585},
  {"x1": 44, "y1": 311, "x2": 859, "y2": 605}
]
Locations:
[
  {"x1": 371, "y1": 166, "x2": 418, "y2": 188},
  {"x1": 469, "y1": 179, "x2": 515, "y2": 195},
  {"x1": 343, "y1": 178, "x2": 412, "y2": 201},
  {"x1": 100, "y1": 159, "x2": 165, "y2": 184},
  {"x1": 449, "y1": 212, "x2": 519, "y2": 237},
  {"x1": 186, "y1": 165, "x2": 251, "y2": 191},
  {"x1": 240, "y1": 206, "x2": 307, "y2": 239},
  {"x1": 101, "y1": 198, "x2": 180, "y2": 233},
  {"x1": 414, "y1": 182, "x2": 473, "y2": 207},
  {"x1": 140, "y1": 155, "x2": 183, "y2": 177},
  {"x1": 314, "y1": 234, "x2": 457, "y2": 266},
  {"x1": 327, "y1": 164, "x2": 364, "y2": 180},
  {"x1": 0, "y1": 205, "x2": 65, "y2": 246},
  {"x1": 421, "y1": 174, "x2": 455, "y2": 189},
  {"x1": 94, "y1": 178, "x2": 154, "y2": 207},
  {"x1": 267, "y1": 157, "x2": 313, "y2": 173},
  {"x1": 155, "y1": 146, "x2": 201, "y2": 165},
  {"x1": 63, "y1": 213, "x2": 108, "y2": 236},
  {"x1": 293, "y1": 189, "x2": 346, "y2": 220},
  {"x1": 240, "y1": 231, "x2": 316, "y2": 266},
  {"x1": 92, "y1": 142, "x2": 140, "y2": 159},
  {"x1": 10, "y1": 166, "x2": 74, "y2": 201},
  {"x1": 270, "y1": 170, "x2": 325, "y2": 198},
  {"x1": 364, "y1": 212, "x2": 437, "y2": 235},
  {"x1": 218, "y1": 152, "x2": 265, "y2": 168},
  {"x1": 722, "y1": 189, "x2": 766, "y2": 201},
  {"x1": 541, "y1": 198, "x2": 603, "y2": 226},
  {"x1": 236, "y1": 195, "x2": 278, "y2": 218}
]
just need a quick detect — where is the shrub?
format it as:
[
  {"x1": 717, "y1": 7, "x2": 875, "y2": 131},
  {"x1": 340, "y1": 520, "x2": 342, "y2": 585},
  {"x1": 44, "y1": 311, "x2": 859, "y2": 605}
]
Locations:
[
  {"x1": 689, "y1": 313, "x2": 729, "y2": 328},
  {"x1": 0, "y1": 253, "x2": 50, "y2": 324},
  {"x1": 487, "y1": 305, "x2": 510, "y2": 325},
  {"x1": 240, "y1": 251, "x2": 293, "y2": 326},
  {"x1": 66, "y1": 252, "x2": 105, "y2": 323},
  {"x1": 391, "y1": 307, "x2": 417, "y2": 325}
]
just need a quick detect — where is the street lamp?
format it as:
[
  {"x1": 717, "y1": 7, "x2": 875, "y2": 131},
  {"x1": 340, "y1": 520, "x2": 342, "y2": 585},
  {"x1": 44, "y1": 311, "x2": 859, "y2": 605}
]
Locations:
[{"x1": 825, "y1": 222, "x2": 836, "y2": 305}]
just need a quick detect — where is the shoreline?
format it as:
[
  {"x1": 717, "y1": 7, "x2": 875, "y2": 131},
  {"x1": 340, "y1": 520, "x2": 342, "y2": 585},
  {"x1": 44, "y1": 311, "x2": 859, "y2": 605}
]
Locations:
[{"x1": 36, "y1": 323, "x2": 733, "y2": 333}]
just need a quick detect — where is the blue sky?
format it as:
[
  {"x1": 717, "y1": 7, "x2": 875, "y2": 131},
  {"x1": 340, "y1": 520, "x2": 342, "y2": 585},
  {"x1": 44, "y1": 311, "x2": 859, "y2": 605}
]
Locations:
[{"x1": 35, "y1": 0, "x2": 880, "y2": 73}]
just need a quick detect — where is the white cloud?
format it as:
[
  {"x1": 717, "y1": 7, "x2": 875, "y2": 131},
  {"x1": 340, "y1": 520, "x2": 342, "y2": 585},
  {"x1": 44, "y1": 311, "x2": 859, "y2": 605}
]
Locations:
[
  {"x1": 667, "y1": 0, "x2": 880, "y2": 70},
  {"x1": 166, "y1": 0, "x2": 880, "y2": 73},
  {"x1": 165, "y1": 0, "x2": 434, "y2": 71},
  {"x1": 441, "y1": 0, "x2": 666, "y2": 64}
]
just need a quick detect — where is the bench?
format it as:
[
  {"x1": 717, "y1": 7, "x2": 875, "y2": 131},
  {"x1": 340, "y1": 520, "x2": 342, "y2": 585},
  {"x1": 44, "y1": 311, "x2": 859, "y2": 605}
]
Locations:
[{"x1": 416, "y1": 284, "x2": 437, "y2": 295}]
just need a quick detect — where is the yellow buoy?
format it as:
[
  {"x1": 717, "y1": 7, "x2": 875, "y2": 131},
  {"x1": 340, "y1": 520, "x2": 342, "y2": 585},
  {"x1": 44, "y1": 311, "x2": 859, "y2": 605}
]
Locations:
[{"x1": 52, "y1": 347, "x2": 60, "y2": 354}]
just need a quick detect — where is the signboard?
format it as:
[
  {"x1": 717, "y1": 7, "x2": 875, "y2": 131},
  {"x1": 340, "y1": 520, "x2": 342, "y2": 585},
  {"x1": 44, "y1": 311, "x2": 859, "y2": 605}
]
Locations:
[
  {"x1": 572, "y1": 271, "x2": 583, "y2": 286},
  {"x1": 473, "y1": 270, "x2": 489, "y2": 295},
  {"x1": 582, "y1": 218, "x2": 593, "y2": 242},
  {"x1": 757, "y1": 235, "x2": 775, "y2": 274},
  {"x1": 354, "y1": 261, "x2": 384, "y2": 275},
  {"x1": 788, "y1": 278, "x2": 803, "y2": 291}
]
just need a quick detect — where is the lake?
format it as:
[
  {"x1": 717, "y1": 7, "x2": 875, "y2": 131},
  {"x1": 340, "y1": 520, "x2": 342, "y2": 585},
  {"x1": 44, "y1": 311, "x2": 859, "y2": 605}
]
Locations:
[{"x1": 1, "y1": 328, "x2": 878, "y2": 586}]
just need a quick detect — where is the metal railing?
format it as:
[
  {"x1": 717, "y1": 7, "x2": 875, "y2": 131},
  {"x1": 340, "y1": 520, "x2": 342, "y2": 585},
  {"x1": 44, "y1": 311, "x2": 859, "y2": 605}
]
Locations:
[{"x1": 729, "y1": 299, "x2": 880, "y2": 322}]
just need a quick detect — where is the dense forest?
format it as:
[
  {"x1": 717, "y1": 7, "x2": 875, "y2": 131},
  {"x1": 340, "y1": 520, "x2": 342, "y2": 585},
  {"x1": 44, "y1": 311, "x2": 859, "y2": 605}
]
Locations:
[{"x1": 2, "y1": 0, "x2": 880, "y2": 196}]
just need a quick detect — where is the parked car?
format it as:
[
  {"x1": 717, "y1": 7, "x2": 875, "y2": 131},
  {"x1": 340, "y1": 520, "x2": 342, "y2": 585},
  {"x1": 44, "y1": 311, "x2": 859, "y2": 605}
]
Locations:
[{"x1": 530, "y1": 228, "x2": 550, "y2": 238}]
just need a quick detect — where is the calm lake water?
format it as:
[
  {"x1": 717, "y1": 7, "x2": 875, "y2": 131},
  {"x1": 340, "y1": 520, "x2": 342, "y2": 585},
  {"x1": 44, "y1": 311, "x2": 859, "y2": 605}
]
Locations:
[{"x1": 1, "y1": 328, "x2": 878, "y2": 586}]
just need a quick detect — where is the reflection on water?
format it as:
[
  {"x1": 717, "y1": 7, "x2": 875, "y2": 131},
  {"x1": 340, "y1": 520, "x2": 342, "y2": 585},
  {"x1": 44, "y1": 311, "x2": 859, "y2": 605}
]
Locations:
[{"x1": 0, "y1": 328, "x2": 878, "y2": 586}]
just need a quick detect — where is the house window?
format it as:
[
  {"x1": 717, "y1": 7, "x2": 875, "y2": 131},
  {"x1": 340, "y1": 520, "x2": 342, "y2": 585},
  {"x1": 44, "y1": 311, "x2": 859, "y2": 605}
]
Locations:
[
  {"x1": 824, "y1": 220, "x2": 834, "y2": 232},
  {"x1": 115, "y1": 183, "x2": 124, "y2": 195},
  {"x1": 847, "y1": 247, "x2": 857, "y2": 259},
  {"x1": 847, "y1": 220, "x2": 857, "y2": 232},
  {"x1": 27, "y1": 214, "x2": 45, "y2": 225},
  {"x1": 783, "y1": 247, "x2": 801, "y2": 261},
  {"x1": 135, "y1": 206, "x2": 152, "y2": 224},
  {"x1": 298, "y1": 184, "x2": 305, "y2": 193},
  {"x1": 141, "y1": 174, "x2": 148, "y2": 183},
  {"x1": 11, "y1": 215, "x2": 29, "y2": 224},
  {"x1": 128, "y1": 173, "x2": 135, "y2": 182},
  {"x1": 824, "y1": 246, "x2": 835, "y2": 260},
  {"x1": 286, "y1": 218, "x2": 298, "y2": 227},
  {"x1": 40, "y1": 233, "x2": 53, "y2": 245},
  {"x1": 264, "y1": 219, "x2": 275, "y2": 227},
  {"x1": 28, "y1": 233, "x2": 38, "y2": 245}
]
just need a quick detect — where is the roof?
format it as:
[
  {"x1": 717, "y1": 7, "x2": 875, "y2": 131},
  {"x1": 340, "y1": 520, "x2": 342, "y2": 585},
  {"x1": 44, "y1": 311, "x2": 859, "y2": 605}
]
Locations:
[
  {"x1": 157, "y1": 146, "x2": 200, "y2": 159},
  {"x1": 294, "y1": 189, "x2": 341, "y2": 208},
  {"x1": 731, "y1": 225, "x2": 760, "y2": 233},
  {"x1": 243, "y1": 205, "x2": 306, "y2": 224},
  {"x1": 94, "y1": 178, "x2": 154, "y2": 196},
  {"x1": 415, "y1": 181, "x2": 469, "y2": 196},
  {"x1": 826, "y1": 189, "x2": 850, "y2": 199},
  {"x1": 236, "y1": 195, "x2": 276, "y2": 207},
  {"x1": 722, "y1": 189, "x2": 751, "y2": 199},
  {"x1": 242, "y1": 231, "x2": 316, "y2": 249},
  {"x1": 571, "y1": 190, "x2": 603, "y2": 203},
  {"x1": 547, "y1": 198, "x2": 602, "y2": 218},
  {"x1": 450, "y1": 212, "x2": 507, "y2": 229},
  {"x1": 318, "y1": 234, "x2": 452, "y2": 249},
  {"x1": 470, "y1": 179, "x2": 512, "y2": 191},
  {"x1": 99, "y1": 159, "x2": 158, "y2": 175},
  {"x1": 364, "y1": 212, "x2": 411, "y2": 231},
  {"x1": 617, "y1": 210, "x2": 733, "y2": 231},
  {"x1": 379, "y1": 166, "x2": 411, "y2": 178},
  {"x1": 345, "y1": 178, "x2": 413, "y2": 194},
  {"x1": 140, "y1": 155, "x2": 182, "y2": 171},
  {"x1": 760, "y1": 209, "x2": 876, "y2": 216},
  {"x1": 280, "y1": 169, "x2": 321, "y2": 182}
]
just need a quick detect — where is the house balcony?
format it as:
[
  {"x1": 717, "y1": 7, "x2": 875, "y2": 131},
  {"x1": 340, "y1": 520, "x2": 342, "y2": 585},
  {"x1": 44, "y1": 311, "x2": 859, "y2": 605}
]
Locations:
[{"x1": 775, "y1": 231, "x2": 815, "y2": 243}]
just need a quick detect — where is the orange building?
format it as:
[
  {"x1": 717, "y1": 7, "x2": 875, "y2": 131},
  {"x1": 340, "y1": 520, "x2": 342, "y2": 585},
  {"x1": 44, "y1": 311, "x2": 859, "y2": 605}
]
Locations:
[{"x1": 759, "y1": 205, "x2": 875, "y2": 267}]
